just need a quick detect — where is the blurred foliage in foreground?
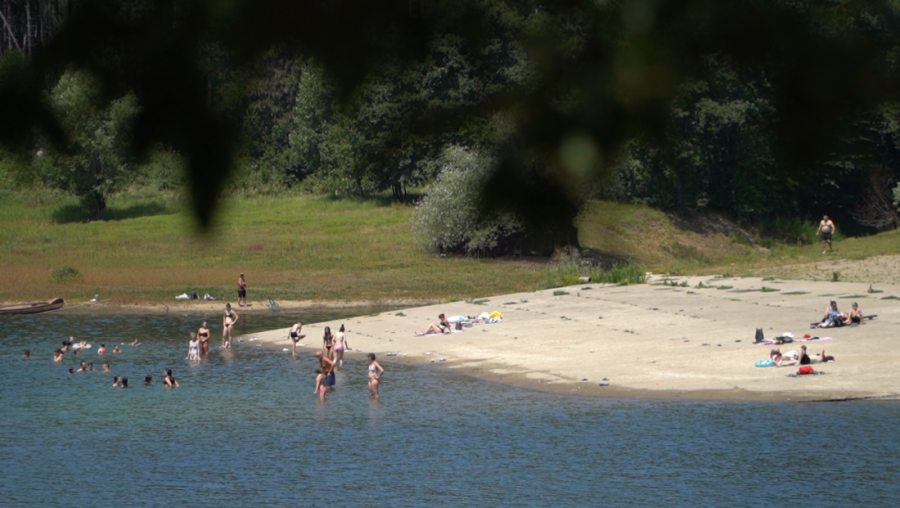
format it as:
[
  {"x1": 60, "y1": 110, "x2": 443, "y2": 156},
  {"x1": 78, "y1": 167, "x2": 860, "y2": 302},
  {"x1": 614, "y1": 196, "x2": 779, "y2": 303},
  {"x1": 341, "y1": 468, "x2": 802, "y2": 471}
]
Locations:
[{"x1": 2, "y1": 0, "x2": 900, "y2": 250}]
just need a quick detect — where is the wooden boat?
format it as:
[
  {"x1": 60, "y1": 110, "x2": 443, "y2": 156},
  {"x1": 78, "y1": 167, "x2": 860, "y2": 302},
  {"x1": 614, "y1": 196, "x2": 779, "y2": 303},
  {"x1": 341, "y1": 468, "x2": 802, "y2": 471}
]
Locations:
[{"x1": 0, "y1": 297, "x2": 65, "y2": 315}]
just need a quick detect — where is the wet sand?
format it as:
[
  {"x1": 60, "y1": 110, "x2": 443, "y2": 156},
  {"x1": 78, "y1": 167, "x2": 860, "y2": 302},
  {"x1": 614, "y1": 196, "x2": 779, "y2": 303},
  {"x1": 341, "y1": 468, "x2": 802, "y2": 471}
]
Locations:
[{"x1": 248, "y1": 275, "x2": 900, "y2": 401}]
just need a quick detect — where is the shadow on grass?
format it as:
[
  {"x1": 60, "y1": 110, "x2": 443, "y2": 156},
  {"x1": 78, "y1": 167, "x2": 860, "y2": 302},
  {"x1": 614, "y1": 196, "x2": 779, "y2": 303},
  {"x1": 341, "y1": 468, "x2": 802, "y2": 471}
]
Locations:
[
  {"x1": 52, "y1": 202, "x2": 173, "y2": 224},
  {"x1": 325, "y1": 192, "x2": 424, "y2": 207}
]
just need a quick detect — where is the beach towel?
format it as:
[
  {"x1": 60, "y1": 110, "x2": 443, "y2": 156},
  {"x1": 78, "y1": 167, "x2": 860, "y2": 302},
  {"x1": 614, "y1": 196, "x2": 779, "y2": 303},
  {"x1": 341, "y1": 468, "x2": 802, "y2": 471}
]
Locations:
[{"x1": 755, "y1": 359, "x2": 775, "y2": 367}]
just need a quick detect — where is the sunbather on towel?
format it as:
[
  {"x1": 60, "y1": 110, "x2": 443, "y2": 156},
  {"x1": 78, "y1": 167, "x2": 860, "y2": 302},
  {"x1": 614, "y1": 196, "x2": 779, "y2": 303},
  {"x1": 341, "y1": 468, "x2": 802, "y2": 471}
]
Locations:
[
  {"x1": 815, "y1": 300, "x2": 844, "y2": 328},
  {"x1": 843, "y1": 302, "x2": 864, "y2": 325},
  {"x1": 770, "y1": 348, "x2": 800, "y2": 367},
  {"x1": 416, "y1": 314, "x2": 451, "y2": 336}
]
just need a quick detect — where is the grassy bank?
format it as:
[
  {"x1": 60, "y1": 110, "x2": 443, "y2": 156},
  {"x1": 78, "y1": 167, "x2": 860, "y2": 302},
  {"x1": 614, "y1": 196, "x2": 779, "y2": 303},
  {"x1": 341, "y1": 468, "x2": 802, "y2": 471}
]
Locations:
[
  {"x1": 0, "y1": 188, "x2": 549, "y2": 305},
  {"x1": 2, "y1": 188, "x2": 898, "y2": 306}
]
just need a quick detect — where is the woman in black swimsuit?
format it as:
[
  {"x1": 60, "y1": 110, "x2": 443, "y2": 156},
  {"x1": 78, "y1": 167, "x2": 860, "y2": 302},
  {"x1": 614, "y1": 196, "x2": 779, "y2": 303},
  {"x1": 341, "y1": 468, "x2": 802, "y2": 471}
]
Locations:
[
  {"x1": 322, "y1": 326, "x2": 335, "y2": 362},
  {"x1": 198, "y1": 321, "x2": 211, "y2": 356},
  {"x1": 223, "y1": 304, "x2": 239, "y2": 348}
]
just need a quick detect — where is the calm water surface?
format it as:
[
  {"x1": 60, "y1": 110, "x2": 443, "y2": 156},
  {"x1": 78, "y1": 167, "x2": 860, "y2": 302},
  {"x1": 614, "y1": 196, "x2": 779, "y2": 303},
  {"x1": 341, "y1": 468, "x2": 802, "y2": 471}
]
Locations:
[{"x1": 1, "y1": 311, "x2": 899, "y2": 507}]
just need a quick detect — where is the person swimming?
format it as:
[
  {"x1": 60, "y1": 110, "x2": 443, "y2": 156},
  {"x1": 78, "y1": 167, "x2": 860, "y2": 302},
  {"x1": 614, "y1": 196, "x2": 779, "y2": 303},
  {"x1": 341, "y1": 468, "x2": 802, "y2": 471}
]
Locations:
[
  {"x1": 53, "y1": 349, "x2": 64, "y2": 364},
  {"x1": 98, "y1": 344, "x2": 107, "y2": 355},
  {"x1": 112, "y1": 345, "x2": 121, "y2": 354},
  {"x1": 102, "y1": 362, "x2": 111, "y2": 373},
  {"x1": 143, "y1": 375, "x2": 153, "y2": 386},
  {"x1": 164, "y1": 369, "x2": 179, "y2": 388},
  {"x1": 21, "y1": 350, "x2": 30, "y2": 358}
]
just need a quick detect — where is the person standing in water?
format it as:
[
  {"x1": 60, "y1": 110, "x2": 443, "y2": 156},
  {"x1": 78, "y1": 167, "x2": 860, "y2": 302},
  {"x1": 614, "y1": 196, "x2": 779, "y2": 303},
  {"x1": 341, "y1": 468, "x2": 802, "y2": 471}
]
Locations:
[
  {"x1": 187, "y1": 333, "x2": 200, "y2": 362},
  {"x1": 315, "y1": 351, "x2": 335, "y2": 390},
  {"x1": 164, "y1": 369, "x2": 179, "y2": 388},
  {"x1": 367, "y1": 353, "x2": 384, "y2": 399},
  {"x1": 816, "y1": 215, "x2": 836, "y2": 254},
  {"x1": 322, "y1": 326, "x2": 335, "y2": 363},
  {"x1": 197, "y1": 322, "x2": 211, "y2": 356},
  {"x1": 223, "y1": 304, "x2": 239, "y2": 348},
  {"x1": 288, "y1": 322, "x2": 305, "y2": 356},
  {"x1": 314, "y1": 368, "x2": 327, "y2": 400},
  {"x1": 333, "y1": 325, "x2": 349, "y2": 368},
  {"x1": 237, "y1": 273, "x2": 247, "y2": 307}
]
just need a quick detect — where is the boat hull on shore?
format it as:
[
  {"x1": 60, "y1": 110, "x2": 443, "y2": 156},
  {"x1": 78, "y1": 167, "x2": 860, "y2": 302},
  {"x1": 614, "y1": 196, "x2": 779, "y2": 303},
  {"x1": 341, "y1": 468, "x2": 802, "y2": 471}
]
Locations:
[{"x1": 0, "y1": 297, "x2": 65, "y2": 315}]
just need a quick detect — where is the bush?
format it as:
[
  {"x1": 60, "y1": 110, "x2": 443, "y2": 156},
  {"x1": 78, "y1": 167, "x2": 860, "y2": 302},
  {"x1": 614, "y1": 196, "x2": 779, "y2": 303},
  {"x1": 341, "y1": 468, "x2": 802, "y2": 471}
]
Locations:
[
  {"x1": 590, "y1": 262, "x2": 647, "y2": 285},
  {"x1": 411, "y1": 147, "x2": 521, "y2": 255},
  {"x1": 50, "y1": 267, "x2": 81, "y2": 283}
]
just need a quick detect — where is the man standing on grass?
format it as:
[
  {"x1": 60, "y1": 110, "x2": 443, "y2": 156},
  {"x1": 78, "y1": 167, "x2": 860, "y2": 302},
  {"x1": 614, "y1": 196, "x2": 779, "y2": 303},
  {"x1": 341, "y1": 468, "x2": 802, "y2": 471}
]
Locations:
[
  {"x1": 237, "y1": 273, "x2": 247, "y2": 307},
  {"x1": 816, "y1": 215, "x2": 836, "y2": 254}
]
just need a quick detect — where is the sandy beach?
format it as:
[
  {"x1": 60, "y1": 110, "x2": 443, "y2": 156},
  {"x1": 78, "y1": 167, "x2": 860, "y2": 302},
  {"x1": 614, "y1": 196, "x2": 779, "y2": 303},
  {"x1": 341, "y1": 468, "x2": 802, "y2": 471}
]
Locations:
[{"x1": 247, "y1": 274, "x2": 900, "y2": 401}]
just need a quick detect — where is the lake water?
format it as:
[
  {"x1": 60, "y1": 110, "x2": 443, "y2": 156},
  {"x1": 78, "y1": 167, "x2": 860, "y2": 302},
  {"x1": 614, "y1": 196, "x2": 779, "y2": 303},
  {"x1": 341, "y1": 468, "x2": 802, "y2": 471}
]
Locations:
[{"x1": 2, "y1": 311, "x2": 899, "y2": 507}]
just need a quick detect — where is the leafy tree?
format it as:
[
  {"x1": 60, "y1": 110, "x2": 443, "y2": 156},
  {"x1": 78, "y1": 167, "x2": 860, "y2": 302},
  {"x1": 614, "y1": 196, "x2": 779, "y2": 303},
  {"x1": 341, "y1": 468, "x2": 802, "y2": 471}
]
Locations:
[
  {"x1": 411, "y1": 146, "x2": 520, "y2": 254},
  {"x1": 35, "y1": 70, "x2": 138, "y2": 219}
]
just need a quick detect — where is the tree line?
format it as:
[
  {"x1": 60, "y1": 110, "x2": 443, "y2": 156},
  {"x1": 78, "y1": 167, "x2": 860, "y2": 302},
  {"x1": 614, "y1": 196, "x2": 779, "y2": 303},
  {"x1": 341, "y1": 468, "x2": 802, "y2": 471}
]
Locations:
[{"x1": 1, "y1": 0, "x2": 900, "y2": 252}]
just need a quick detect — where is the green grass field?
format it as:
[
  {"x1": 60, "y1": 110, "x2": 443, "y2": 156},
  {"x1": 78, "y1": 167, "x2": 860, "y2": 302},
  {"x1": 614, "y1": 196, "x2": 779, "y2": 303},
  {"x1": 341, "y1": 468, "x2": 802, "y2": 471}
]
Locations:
[
  {"x1": 0, "y1": 188, "x2": 549, "y2": 305},
  {"x1": 2, "y1": 187, "x2": 898, "y2": 306}
]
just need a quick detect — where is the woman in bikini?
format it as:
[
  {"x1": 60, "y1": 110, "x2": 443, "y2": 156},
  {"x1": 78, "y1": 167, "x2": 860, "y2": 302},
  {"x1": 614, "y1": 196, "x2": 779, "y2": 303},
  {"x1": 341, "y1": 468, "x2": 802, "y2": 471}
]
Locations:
[
  {"x1": 223, "y1": 304, "x2": 239, "y2": 348},
  {"x1": 288, "y1": 322, "x2": 305, "y2": 355},
  {"x1": 197, "y1": 321, "x2": 211, "y2": 356},
  {"x1": 333, "y1": 324, "x2": 349, "y2": 368},
  {"x1": 416, "y1": 313, "x2": 451, "y2": 336},
  {"x1": 367, "y1": 353, "x2": 384, "y2": 399},
  {"x1": 186, "y1": 333, "x2": 200, "y2": 362},
  {"x1": 322, "y1": 326, "x2": 335, "y2": 362}
]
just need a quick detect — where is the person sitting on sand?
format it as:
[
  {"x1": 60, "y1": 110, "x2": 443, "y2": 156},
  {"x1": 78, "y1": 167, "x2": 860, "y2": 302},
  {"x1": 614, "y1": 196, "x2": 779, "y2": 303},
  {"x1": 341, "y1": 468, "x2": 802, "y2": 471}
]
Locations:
[
  {"x1": 112, "y1": 346, "x2": 121, "y2": 354},
  {"x1": 815, "y1": 300, "x2": 843, "y2": 328},
  {"x1": 844, "y1": 302, "x2": 864, "y2": 325},
  {"x1": 288, "y1": 322, "x2": 305, "y2": 356},
  {"x1": 416, "y1": 314, "x2": 451, "y2": 336}
]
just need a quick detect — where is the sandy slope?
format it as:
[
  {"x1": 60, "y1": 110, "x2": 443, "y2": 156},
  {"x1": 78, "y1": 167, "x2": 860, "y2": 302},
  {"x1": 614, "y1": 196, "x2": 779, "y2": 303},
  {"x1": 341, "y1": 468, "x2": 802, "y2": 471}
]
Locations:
[{"x1": 248, "y1": 274, "x2": 900, "y2": 401}]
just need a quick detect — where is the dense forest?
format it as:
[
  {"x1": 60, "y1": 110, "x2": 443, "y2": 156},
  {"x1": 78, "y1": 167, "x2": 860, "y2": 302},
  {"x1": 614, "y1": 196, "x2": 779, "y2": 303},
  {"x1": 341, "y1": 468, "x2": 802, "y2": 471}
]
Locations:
[{"x1": 2, "y1": 0, "x2": 900, "y2": 254}]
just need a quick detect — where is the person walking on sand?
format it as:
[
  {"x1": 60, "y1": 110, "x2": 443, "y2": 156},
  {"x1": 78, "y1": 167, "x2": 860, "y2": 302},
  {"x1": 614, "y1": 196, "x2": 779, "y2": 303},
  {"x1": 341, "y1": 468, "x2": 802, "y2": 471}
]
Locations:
[
  {"x1": 288, "y1": 322, "x2": 305, "y2": 356},
  {"x1": 333, "y1": 324, "x2": 349, "y2": 368},
  {"x1": 315, "y1": 351, "x2": 335, "y2": 390},
  {"x1": 816, "y1": 215, "x2": 836, "y2": 254},
  {"x1": 187, "y1": 333, "x2": 200, "y2": 362},
  {"x1": 223, "y1": 303, "x2": 239, "y2": 348},
  {"x1": 197, "y1": 322, "x2": 211, "y2": 356},
  {"x1": 237, "y1": 273, "x2": 247, "y2": 307},
  {"x1": 367, "y1": 353, "x2": 384, "y2": 399}
]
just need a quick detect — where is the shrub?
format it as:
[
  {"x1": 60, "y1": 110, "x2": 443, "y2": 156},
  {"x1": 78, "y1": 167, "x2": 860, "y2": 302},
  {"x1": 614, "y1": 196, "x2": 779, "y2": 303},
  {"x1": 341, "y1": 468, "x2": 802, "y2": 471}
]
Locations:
[
  {"x1": 590, "y1": 262, "x2": 647, "y2": 285},
  {"x1": 50, "y1": 267, "x2": 81, "y2": 283},
  {"x1": 411, "y1": 147, "x2": 521, "y2": 255}
]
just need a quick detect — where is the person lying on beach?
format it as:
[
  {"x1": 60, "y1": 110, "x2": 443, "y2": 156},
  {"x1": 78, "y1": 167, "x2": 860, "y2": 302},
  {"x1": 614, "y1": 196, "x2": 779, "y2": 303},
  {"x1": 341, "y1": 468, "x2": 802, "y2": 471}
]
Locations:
[
  {"x1": 416, "y1": 314, "x2": 451, "y2": 336},
  {"x1": 810, "y1": 350, "x2": 836, "y2": 363},
  {"x1": 288, "y1": 322, "x2": 305, "y2": 355},
  {"x1": 770, "y1": 348, "x2": 800, "y2": 367},
  {"x1": 798, "y1": 346, "x2": 811, "y2": 365},
  {"x1": 815, "y1": 300, "x2": 843, "y2": 328}
]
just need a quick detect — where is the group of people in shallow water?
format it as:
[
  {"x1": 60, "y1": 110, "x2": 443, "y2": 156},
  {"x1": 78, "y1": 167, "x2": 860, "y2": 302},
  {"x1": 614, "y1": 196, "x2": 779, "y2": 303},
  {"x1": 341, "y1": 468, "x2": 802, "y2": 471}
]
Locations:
[
  {"x1": 40, "y1": 336, "x2": 181, "y2": 389},
  {"x1": 289, "y1": 321, "x2": 384, "y2": 400}
]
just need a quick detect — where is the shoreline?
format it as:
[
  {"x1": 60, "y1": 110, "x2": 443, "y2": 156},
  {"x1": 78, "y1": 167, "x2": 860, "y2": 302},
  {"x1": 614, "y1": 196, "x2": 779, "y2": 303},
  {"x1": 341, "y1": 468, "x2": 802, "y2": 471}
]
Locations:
[
  {"x1": 244, "y1": 275, "x2": 900, "y2": 402},
  {"x1": 39, "y1": 299, "x2": 423, "y2": 315}
]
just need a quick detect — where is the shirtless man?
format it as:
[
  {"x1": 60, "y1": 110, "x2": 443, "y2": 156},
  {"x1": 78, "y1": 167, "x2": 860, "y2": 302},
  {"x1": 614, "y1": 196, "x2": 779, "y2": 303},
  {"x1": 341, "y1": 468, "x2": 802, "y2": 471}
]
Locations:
[
  {"x1": 315, "y1": 351, "x2": 336, "y2": 390},
  {"x1": 237, "y1": 273, "x2": 247, "y2": 307},
  {"x1": 288, "y1": 322, "x2": 305, "y2": 356},
  {"x1": 816, "y1": 215, "x2": 836, "y2": 254},
  {"x1": 844, "y1": 302, "x2": 864, "y2": 325}
]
